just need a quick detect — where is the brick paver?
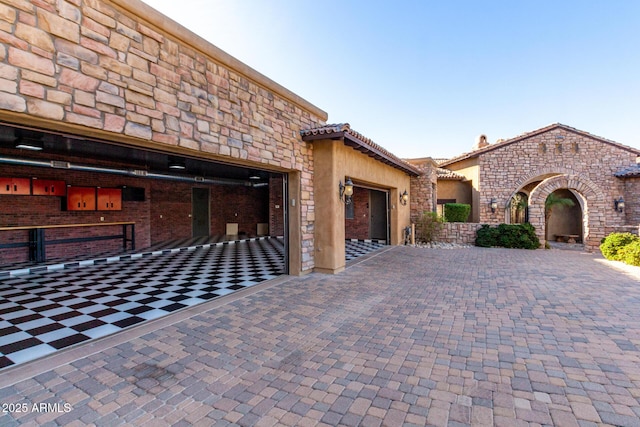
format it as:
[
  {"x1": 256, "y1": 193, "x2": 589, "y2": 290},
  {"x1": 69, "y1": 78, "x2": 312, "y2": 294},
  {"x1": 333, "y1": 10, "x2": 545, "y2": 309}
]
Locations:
[{"x1": 1, "y1": 247, "x2": 639, "y2": 426}]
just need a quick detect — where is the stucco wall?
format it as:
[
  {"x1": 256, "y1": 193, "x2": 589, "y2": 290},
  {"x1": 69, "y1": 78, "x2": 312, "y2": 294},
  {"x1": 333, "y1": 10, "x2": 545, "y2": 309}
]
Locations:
[
  {"x1": 313, "y1": 139, "x2": 412, "y2": 273},
  {"x1": 0, "y1": 0, "x2": 327, "y2": 272}
]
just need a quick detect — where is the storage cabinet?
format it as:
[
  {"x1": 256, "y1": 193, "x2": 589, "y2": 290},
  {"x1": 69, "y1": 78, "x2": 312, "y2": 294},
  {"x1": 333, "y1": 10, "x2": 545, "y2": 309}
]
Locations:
[
  {"x1": 66, "y1": 187, "x2": 96, "y2": 211},
  {"x1": 97, "y1": 188, "x2": 122, "y2": 211},
  {"x1": 0, "y1": 177, "x2": 31, "y2": 195},
  {"x1": 32, "y1": 179, "x2": 66, "y2": 196}
]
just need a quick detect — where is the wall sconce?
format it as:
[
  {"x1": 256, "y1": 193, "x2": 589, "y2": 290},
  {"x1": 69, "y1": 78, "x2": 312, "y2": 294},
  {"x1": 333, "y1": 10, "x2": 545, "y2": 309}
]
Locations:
[
  {"x1": 168, "y1": 157, "x2": 186, "y2": 170},
  {"x1": 339, "y1": 177, "x2": 354, "y2": 204},
  {"x1": 400, "y1": 189, "x2": 408, "y2": 206},
  {"x1": 490, "y1": 198, "x2": 498, "y2": 213},
  {"x1": 614, "y1": 197, "x2": 625, "y2": 212}
]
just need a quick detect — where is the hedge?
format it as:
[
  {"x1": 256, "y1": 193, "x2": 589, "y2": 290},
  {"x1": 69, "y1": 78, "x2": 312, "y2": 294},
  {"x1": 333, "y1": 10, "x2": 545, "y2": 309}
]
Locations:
[{"x1": 444, "y1": 203, "x2": 471, "y2": 222}]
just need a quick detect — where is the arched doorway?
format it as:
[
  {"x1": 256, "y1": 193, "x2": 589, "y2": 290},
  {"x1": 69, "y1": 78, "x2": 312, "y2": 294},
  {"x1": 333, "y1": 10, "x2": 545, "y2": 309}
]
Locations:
[
  {"x1": 545, "y1": 189, "x2": 582, "y2": 243},
  {"x1": 528, "y1": 174, "x2": 606, "y2": 250},
  {"x1": 509, "y1": 192, "x2": 529, "y2": 224}
]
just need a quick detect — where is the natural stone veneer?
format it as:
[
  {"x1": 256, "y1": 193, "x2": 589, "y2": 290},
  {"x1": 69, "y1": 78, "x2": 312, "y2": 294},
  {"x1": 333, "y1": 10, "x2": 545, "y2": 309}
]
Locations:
[
  {"x1": 0, "y1": 0, "x2": 327, "y2": 271},
  {"x1": 438, "y1": 124, "x2": 640, "y2": 251}
]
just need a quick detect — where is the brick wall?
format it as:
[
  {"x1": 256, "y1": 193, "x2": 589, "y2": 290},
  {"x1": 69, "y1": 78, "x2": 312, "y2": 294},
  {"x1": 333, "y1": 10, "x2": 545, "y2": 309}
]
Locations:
[
  {"x1": 269, "y1": 175, "x2": 284, "y2": 237},
  {"x1": 345, "y1": 187, "x2": 369, "y2": 240},
  {"x1": 0, "y1": 0, "x2": 327, "y2": 271},
  {"x1": 0, "y1": 162, "x2": 150, "y2": 263}
]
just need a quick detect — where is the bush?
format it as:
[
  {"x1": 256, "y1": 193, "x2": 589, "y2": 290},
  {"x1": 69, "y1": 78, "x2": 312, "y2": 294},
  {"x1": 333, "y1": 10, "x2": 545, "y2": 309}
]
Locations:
[
  {"x1": 600, "y1": 232, "x2": 639, "y2": 261},
  {"x1": 619, "y1": 240, "x2": 640, "y2": 266},
  {"x1": 444, "y1": 203, "x2": 471, "y2": 222},
  {"x1": 475, "y1": 224, "x2": 499, "y2": 247},
  {"x1": 415, "y1": 211, "x2": 443, "y2": 243},
  {"x1": 475, "y1": 223, "x2": 540, "y2": 249}
]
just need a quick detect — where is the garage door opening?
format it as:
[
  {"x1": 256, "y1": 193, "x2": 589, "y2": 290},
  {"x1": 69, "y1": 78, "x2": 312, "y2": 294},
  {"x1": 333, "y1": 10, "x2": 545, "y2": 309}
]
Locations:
[
  {"x1": 344, "y1": 185, "x2": 388, "y2": 261},
  {"x1": 0, "y1": 123, "x2": 289, "y2": 273}
]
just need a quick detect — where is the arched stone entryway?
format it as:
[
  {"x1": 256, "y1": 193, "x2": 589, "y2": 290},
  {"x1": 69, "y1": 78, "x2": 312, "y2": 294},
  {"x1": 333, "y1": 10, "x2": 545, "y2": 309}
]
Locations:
[{"x1": 528, "y1": 174, "x2": 606, "y2": 250}]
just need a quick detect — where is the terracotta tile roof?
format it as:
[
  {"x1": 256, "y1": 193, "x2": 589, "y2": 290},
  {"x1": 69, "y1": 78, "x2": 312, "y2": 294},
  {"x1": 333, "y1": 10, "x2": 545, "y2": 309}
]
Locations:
[
  {"x1": 300, "y1": 123, "x2": 421, "y2": 176},
  {"x1": 615, "y1": 164, "x2": 640, "y2": 178},
  {"x1": 440, "y1": 123, "x2": 640, "y2": 167},
  {"x1": 437, "y1": 168, "x2": 466, "y2": 180}
]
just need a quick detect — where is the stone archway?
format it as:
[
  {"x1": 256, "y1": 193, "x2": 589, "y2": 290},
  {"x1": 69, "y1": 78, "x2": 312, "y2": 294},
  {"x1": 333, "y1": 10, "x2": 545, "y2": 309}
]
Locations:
[{"x1": 528, "y1": 174, "x2": 606, "y2": 250}]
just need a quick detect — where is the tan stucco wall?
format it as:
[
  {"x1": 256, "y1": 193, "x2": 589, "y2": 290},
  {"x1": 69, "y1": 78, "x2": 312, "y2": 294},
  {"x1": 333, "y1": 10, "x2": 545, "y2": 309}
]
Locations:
[
  {"x1": 441, "y1": 158, "x2": 480, "y2": 221},
  {"x1": 0, "y1": 0, "x2": 327, "y2": 273},
  {"x1": 437, "y1": 180, "x2": 472, "y2": 206},
  {"x1": 313, "y1": 139, "x2": 412, "y2": 273}
]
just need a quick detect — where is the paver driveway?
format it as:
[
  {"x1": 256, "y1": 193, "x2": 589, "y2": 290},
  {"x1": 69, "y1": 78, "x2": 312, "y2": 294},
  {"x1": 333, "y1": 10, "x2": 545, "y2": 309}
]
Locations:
[{"x1": 0, "y1": 246, "x2": 639, "y2": 426}]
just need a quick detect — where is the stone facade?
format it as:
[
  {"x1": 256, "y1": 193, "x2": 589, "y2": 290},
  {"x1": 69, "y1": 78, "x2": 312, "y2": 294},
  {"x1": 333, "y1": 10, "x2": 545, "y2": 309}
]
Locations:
[
  {"x1": 433, "y1": 124, "x2": 640, "y2": 250},
  {"x1": 0, "y1": 0, "x2": 327, "y2": 272},
  {"x1": 436, "y1": 223, "x2": 482, "y2": 245},
  {"x1": 406, "y1": 157, "x2": 438, "y2": 222}
]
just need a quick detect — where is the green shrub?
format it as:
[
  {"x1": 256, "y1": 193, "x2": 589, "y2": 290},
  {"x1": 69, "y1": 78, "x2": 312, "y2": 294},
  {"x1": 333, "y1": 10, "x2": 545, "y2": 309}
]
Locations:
[
  {"x1": 475, "y1": 224, "x2": 499, "y2": 247},
  {"x1": 415, "y1": 211, "x2": 443, "y2": 243},
  {"x1": 600, "y1": 232, "x2": 639, "y2": 261},
  {"x1": 619, "y1": 240, "x2": 640, "y2": 266},
  {"x1": 444, "y1": 203, "x2": 471, "y2": 222},
  {"x1": 475, "y1": 223, "x2": 540, "y2": 249}
]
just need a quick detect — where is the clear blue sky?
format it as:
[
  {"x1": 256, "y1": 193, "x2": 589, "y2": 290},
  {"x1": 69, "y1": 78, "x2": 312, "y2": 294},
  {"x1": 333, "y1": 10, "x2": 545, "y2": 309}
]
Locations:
[{"x1": 142, "y1": 0, "x2": 639, "y2": 159}]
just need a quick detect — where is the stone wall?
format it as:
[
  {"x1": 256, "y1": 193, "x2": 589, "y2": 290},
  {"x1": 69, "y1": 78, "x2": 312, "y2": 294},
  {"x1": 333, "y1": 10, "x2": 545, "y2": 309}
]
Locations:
[
  {"x1": 435, "y1": 223, "x2": 482, "y2": 245},
  {"x1": 407, "y1": 158, "x2": 437, "y2": 222},
  {"x1": 475, "y1": 126, "x2": 639, "y2": 248},
  {"x1": 0, "y1": 0, "x2": 327, "y2": 271},
  {"x1": 623, "y1": 178, "x2": 640, "y2": 225}
]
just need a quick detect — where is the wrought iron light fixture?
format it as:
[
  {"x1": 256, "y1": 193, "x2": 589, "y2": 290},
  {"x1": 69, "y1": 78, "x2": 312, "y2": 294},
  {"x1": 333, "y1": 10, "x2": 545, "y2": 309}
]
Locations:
[
  {"x1": 400, "y1": 189, "x2": 408, "y2": 206},
  {"x1": 614, "y1": 197, "x2": 625, "y2": 212},
  {"x1": 490, "y1": 198, "x2": 498, "y2": 213},
  {"x1": 339, "y1": 177, "x2": 354, "y2": 205}
]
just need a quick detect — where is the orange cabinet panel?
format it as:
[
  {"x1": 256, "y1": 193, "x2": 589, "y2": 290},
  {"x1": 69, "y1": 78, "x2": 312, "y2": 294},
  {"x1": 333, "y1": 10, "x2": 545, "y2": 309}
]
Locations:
[
  {"x1": 97, "y1": 188, "x2": 122, "y2": 211},
  {"x1": 32, "y1": 179, "x2": 66, "y2": 196},
  {"x1": 0, "y1": 177, "x2": 31, "y2": 195},
  {"x1": 66, "y1": 187, "x2": 96, "y2": 211}
]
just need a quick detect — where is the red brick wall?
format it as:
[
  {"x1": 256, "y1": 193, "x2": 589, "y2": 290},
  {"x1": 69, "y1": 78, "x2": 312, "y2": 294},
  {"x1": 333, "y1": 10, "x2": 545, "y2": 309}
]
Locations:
[
  {"x1": 345, "y1": 187, "x2": 369, "y2": 240},
  {"x1": 269, "y1": 175, "x2": 285, "y2": 236},
  {"x1": 0, "y1": 159, "x2": 272, "y2": 264},
  {"x1": 0, "y1": 162, "x2": 151, "y2": 264}
]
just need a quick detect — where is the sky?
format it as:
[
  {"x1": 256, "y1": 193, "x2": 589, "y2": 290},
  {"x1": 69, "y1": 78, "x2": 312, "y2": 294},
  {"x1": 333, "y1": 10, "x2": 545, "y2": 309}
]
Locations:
[{"x1": 141, "y1": 0, "x2": 639, "y2": 159}]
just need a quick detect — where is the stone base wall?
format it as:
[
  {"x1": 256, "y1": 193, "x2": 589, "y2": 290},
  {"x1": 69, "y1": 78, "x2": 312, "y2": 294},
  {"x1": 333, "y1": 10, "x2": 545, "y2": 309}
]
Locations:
[{"x1": 435, "y1": 223, "x2": 483, "y2": 245}]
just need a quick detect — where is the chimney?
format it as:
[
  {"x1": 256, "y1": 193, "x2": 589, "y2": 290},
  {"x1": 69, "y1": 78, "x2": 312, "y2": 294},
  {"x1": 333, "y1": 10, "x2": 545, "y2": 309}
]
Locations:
[{"x1": 473, "y1": 134, "x2": 489, "y2": 150}]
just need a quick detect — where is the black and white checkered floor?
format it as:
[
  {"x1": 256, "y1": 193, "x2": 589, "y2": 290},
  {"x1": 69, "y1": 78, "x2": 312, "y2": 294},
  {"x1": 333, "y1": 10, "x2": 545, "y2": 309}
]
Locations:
[
  {"x1": 0, "y1": 237, "x2": 387, "y2": 370},
  {"x1": 0, "y1": 237, "x2": 285, "y2": 370},
  {"x1": 345, "y1": 239, "x2": 387, "y2": 262}
]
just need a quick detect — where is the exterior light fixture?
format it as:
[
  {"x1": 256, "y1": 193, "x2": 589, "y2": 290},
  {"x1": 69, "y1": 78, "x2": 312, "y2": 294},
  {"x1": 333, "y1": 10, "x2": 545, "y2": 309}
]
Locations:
[
  {"x1": 400, "y1": 189, "x2": 409, "y2": 206},
  {"x1": 168, "y1": 157, "x2": 186, "y2": 170},
  {"x1": 614, "y1": 197, "x2": 625, "y2": 212},
  {"x1": 490, "y1": 198, "x2": 498, "y2": 213},
  {"x1": 339, "y1": 177, "x2": 354, "y2": 205}
]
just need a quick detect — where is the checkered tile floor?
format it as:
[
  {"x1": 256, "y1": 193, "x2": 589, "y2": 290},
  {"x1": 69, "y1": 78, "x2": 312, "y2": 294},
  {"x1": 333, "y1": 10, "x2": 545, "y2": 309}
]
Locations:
[
  {"x1": 345, "y1": 239, "x2": 386, "y2": 262},
  {"x1": 0, "y1": 237, "x2": 285, "y2": 370}
]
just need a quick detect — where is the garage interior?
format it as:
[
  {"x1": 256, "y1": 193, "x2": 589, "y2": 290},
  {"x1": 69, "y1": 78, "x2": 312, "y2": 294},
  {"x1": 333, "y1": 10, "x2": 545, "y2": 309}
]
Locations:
[{"x1": 0, "y1": 122, "x2": 289, "y2": 369}]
